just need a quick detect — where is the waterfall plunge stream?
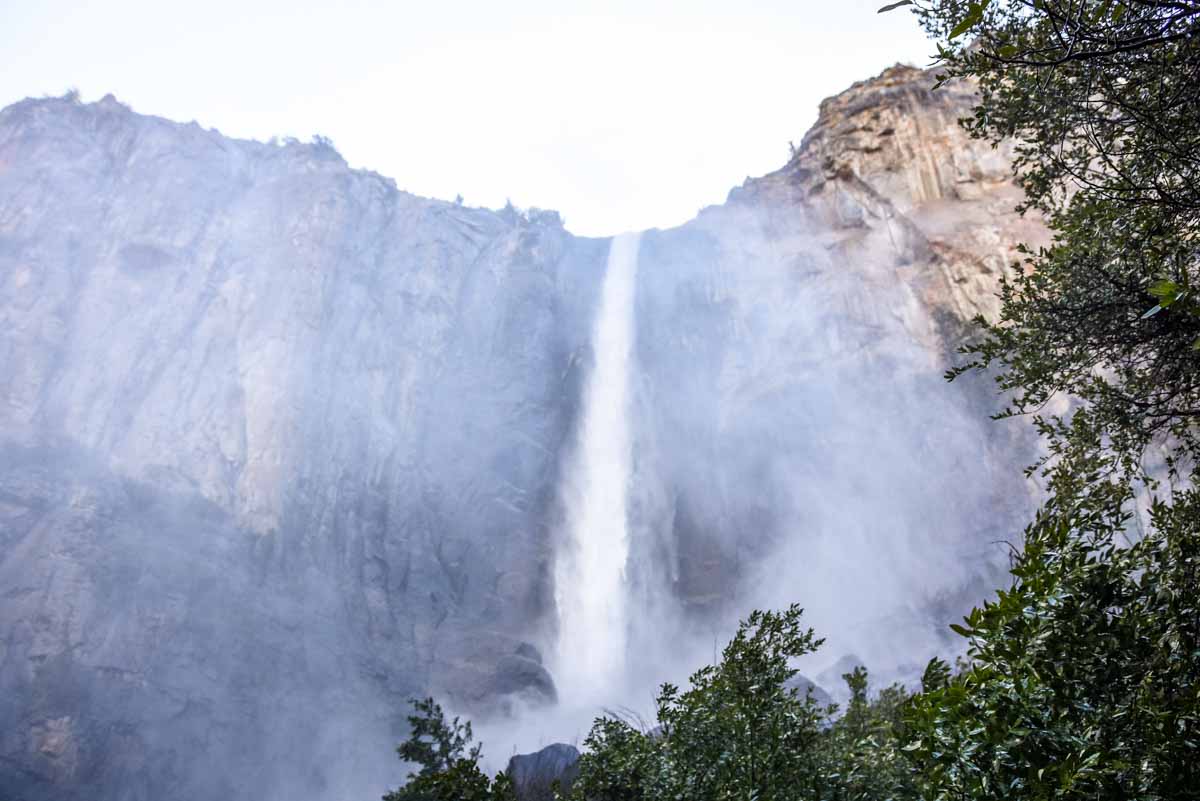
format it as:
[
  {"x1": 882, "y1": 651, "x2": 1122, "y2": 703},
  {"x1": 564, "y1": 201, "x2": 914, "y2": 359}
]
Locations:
[{"x1": 554, "y1": 232, "x2": 642, "y2": 707}]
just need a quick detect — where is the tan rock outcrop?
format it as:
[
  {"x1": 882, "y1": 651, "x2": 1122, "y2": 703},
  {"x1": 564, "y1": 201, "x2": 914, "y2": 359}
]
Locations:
[{"x1": 736, "y1": 64, "x2": 1048, "y2": 347}]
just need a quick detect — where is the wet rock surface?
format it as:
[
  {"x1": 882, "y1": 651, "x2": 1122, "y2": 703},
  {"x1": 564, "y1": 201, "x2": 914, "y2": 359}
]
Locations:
[{"x1": 508, "y1": 743, "x2": 581, "y2": 800}]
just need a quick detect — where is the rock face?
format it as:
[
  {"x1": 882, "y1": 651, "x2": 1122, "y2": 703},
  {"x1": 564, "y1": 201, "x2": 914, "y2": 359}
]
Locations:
[
  {"x1": 0, "y1": 95, "x2": 600, "y2": 800},
  {"x1": 737, "y1": 64, "x2": 1048, "y2": 334},
  {"x1": 785, "y1": 674, "x2": 833, "y2": 709},
  {"x1": 0, "y1": 65, "x2": 1043, "y2": 801},
  {"x1": 508, "y1": 743, "x2": 581, "y2": 800},
  {"x1": 615, "y1": 65, "x2": 1045, "y2": 684}
]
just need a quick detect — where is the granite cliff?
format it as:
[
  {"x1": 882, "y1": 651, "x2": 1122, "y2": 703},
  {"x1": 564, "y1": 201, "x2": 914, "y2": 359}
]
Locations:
[{"x1": 0, "y1": 65, "x2": 1043, "y2": 800}]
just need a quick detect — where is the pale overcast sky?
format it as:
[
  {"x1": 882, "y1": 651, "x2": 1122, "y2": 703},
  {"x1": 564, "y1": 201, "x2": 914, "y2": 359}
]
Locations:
[{"x1": 1, "y1": 1, "x2": 933, "y2": 236}]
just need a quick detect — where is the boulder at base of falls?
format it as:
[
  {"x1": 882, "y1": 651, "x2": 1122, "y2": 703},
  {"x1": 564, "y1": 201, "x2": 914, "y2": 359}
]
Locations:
[
  {"x1": 490, "y1": 653, "x2": 557, "y2": 703},
  {"x1": 816, "y1": 654, "x2": 868, "y2": 703},
  {"x1": 507, "y1": 743, "x2": 581, "y2": 801},
  {"x1": 462, "y1": 650, "x2": 558, "y2": 715},
  {"x1": 785, "y1": 673, "x2": 834, "y2": 708}
]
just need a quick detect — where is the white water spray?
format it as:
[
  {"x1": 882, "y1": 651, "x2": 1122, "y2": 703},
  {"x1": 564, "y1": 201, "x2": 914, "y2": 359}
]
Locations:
[{"x1": 554, "y1": 232, "x2": 642, "y2": 706}]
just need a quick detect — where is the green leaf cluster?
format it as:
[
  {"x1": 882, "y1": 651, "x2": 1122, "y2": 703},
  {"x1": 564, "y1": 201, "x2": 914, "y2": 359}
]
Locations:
[
  {"x1": 904, "y1": 0, "x2": 1200, "y2": 484},
  {"x1": 383, "y1": 697, "x2": 515, "y2": 801},
  {"x1": 569, "y1": 606, "x2": 920, "y2": 801},
  {"x1": 883, "y1": 9, "x2": 1200, "y2": 794},
  {"x1": 570, "y1": 605, "x2": 830, "y2": 801},
  {"x1": 906, "y1": 469, "x2": 1200, "y2": 799},
  {"x1": 818, "y1": 666, "x2": 916, "y2": 801}
]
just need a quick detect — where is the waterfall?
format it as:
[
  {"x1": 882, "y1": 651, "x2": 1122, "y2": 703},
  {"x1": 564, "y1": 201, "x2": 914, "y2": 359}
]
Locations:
[{"x1": 554, "y1": 231, "x2": 642, "y2": 706}]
